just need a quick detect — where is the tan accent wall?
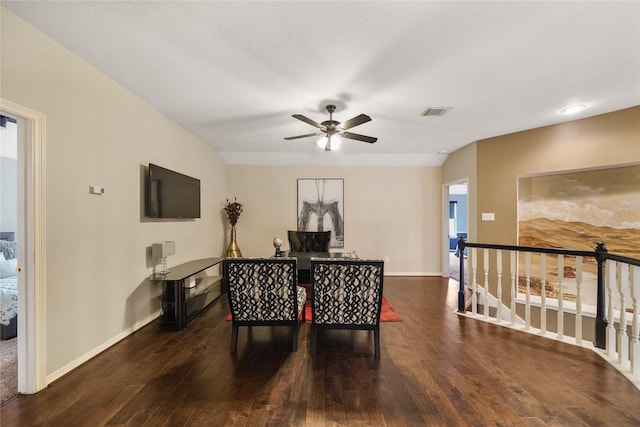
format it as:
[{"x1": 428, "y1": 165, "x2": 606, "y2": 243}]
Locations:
[
  {"x1": 442, "y1": 141, "x2": 478, "y2": 240},
  {"x1": 477, "y1": 106, "x2": 640, "y2": 245},
  {"x1": 470, "y1": 106, "x2": 640, "y2": 315},
  {"x1": 442, "y1": 106, "x2": 639, "y2": 319},
  {"x1": 225, "y1": 165, "x2": 442, "y2": 275}
]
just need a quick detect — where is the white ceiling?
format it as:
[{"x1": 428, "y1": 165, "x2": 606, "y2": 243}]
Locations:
[{"x1": 4, "y1": 1, "x2": 639, "y2": 166}]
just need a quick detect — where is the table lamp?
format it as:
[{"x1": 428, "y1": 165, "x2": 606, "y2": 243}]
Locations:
[{"x1": 152, "y1": 241, "x2": 175, "y2": 275}]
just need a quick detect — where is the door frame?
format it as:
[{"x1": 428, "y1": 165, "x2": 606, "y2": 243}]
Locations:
[
  {"x1": 442, "y1": 178, "x2": 468, "y2": 278},
  {"x1": 1, "y1": 98, "x2": 47, "y2": 393}
]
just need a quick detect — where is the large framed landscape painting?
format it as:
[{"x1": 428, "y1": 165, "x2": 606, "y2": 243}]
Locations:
[
  {"x1": 517, "y1": 164, "x2": 640, "y2": 309},
  {"x1": 297, "y1": 178, "x2": 344, "y2": 248}
]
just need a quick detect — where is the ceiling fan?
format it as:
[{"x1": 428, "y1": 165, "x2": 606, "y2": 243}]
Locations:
[{"x1": 284, "y1": 105, "x2": 378, "y2": 151}]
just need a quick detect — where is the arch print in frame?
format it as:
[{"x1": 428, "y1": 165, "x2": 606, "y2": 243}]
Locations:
[{"x1": 297, "y1": 178, "x2": 344, "y2": 248}]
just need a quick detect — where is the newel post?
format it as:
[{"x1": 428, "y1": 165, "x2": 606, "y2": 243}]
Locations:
[
  {"x1": 595, "y1": 242, "x2": 608, "y2": 349},
  {"x1": 457, "y1": 237, "x2": 467, "y2": 313}
]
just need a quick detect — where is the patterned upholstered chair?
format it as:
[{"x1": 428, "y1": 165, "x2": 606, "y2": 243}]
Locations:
[
  {"x1": 310, "y1": 258, "x2": 385, "y2": 358},
  {"x1": 224, "y1": 258, "x2": 307, "y2": 352}
]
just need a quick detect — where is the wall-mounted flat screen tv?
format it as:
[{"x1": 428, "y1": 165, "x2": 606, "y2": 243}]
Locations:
[{"x1": 147, "y1": 163, "x2": 201, "y2": 219}]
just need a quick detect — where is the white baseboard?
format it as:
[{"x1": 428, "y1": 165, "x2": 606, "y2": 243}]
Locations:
[{"x1": 46, "y1": 310, "x2": 160, "y2": 385}]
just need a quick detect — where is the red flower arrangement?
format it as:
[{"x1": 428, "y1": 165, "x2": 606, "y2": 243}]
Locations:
[{"x1": 224, "y1": 198, "x2": 243, "y2": 225}]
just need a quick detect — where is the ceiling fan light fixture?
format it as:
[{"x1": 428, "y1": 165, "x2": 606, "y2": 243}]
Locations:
[
  {"x1": 317, "y1": 134, "x2": 341, "y2": 151},
  {"x1": 285, "y1": 104, "x2": 376, "y2": 148}
]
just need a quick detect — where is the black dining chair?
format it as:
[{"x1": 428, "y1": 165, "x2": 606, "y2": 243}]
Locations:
[
  {"x1": 287, "y1": 230, "x2": 331, "y2": 295},
  {"x1": 287, "y1": 230, "x2": 331, "y2": 253}
]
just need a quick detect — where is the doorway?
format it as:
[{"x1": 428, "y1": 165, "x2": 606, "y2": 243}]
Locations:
[
  {"x1": 443, "y1": 181, "x2": 468, "y2": 281},
  {"x1": 0, "y1": 114, "x2": 18, "y2": 403},
  {"x1": 0, "y1": 99, "x2": 47, "y2": 395}
]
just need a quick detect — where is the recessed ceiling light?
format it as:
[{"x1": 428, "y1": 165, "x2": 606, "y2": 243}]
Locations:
[
  {"x1": 560, "y1": 104, "x2": 586, "y2": 115},
  {"x1": 438, "y1": 150, "x2": 448, "y2": 154}
]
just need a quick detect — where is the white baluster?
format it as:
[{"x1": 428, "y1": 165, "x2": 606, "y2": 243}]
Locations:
[
  {"x1": 525, "y1": 252, "x2": 531, "y2": 331},
  {"x1": 471, "y1": 248, "x2": 478, "y2": 316},
  {"x1": 483, "y1": 248, "x2": 490, "y2": 319},
  {"x1": 618, "y1": 263, "x2": 629, "y2": 368},
  {"x1": 607, "y1": 260, "x2": 617, "y2": 358},
  {"x1": 631, "y1": 266, "x2": 640, "y2": 375},
  {"x1": 557, "y1": 255, "x2": 564, "y2": 340},
  {"x1": 496, "y1": 249, "x2": 503, "y2": 322},
  {"x1": 540, "y1": 254, "x2": 547, "y2": 335},
  {"x1": 575, "y1": 256, "x2": 583, "y2": 345},
  {"x1": 510, "y1": 251, "x2": 517, "y2": 327}
]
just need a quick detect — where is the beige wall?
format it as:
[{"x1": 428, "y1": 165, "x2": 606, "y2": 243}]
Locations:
[
  {"x1": 225, "y1": 165, "x2": 443, "y2": 275},
  {"x1": 1, "y1": 9, "x2": 226, "y2": 378}
]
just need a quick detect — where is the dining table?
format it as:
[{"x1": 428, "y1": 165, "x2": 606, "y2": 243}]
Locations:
[{"x1": 287, "y1": 251, "x2": 357, "y2": 283}]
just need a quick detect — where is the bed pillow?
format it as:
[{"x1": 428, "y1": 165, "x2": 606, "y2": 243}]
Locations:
[
  {"x1": 0, "y1": 240, "x2": 17, "y2": 260},
  {"x1": 0, "y1": 257, "x2": 17, "y2": 279}
]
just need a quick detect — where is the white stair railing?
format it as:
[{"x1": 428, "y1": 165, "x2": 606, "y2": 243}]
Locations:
[
  {"x1": 575, "y1": 256, "x2": 583, "y2": 345},
  {"x1": 631, "y1": 266, "x2": 640, "y2": 375},
  {"x1": 455, "y1": 239, "x2": 640, "y2": 390},
  {"x1": 557, "y1": 254, "x2": 564, "y2": 340}
]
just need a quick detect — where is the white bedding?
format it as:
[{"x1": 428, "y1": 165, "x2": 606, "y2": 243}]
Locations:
[{"x1": 0, "y1": 276, "x2": 17, "y2": 326}]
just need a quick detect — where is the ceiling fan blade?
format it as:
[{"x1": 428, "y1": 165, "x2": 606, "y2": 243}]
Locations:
[
  {"x1": 342, "y1": 132, "x2": 377, "y2": 144},
  {"x1": 284, "y1": 132, "x2": 322, "y2": 140},
  {"x1": 292, "y1": 114, "x2": 323, "y2": 129},
  {"x1": 341, "y1": 114, "x2": 371, "y2": 130}
]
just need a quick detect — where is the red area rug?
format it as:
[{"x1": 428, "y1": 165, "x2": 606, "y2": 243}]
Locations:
[{"x1": 225, "y1": 296, "x2": 402, "y2": 322}]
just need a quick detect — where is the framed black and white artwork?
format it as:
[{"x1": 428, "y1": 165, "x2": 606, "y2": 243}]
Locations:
[{"x1": 297, "y1": 178, "x2": 344, "y2": 248}]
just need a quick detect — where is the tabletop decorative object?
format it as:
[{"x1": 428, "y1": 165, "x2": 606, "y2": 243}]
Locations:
[
  {"x1": 273, "y1": 236, "x2": 284, "y2": 257},
  {"x1": 224, "y1": 198, "x2": 243, "y2": 258}
]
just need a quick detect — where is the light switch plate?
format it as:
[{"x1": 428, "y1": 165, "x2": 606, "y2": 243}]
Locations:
[
  {"x1": 482, "y1": 212, "x2": 495, "y2": 221},
  {"x1": 89, "y1": 185, "x2": 104, "y2": 195}
]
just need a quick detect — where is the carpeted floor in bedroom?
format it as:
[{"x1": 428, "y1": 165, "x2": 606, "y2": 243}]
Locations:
[{"x1": 0, "y1": 337, "x2": 17, "y2": 405}]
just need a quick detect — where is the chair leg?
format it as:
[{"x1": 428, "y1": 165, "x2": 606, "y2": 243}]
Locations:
[
  {"x1": 374, "y1": 327, "x2": 380, "y2": 358},
  {"x1": 310, "y1": 325, "x2": 317, "y2": 355},
  {"x1": 231, "y1": 324, "x2": 238, "y2": 353}
]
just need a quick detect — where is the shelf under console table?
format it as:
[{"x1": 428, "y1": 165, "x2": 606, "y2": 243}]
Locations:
[{"x1": 151, "y1": 257, "x2": 225, "y2": 331}]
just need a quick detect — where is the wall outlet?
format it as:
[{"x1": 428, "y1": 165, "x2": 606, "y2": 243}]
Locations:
[{"x1": 384, "y1": 256, "x2": 390, "y2": 263}]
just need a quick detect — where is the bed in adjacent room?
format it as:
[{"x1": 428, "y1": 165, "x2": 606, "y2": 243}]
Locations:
[{"x1": 0, "y1": 238, "x2": 18, "y2": 340}]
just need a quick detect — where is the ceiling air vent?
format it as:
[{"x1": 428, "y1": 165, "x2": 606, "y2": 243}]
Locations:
[{"x1": 421, "y1": 107, "x2": 451, "y2": 117}]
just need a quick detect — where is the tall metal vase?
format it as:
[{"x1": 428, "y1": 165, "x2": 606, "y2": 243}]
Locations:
[{"x1": 225, "y1": 224, "x2": 242, "y2": 258}]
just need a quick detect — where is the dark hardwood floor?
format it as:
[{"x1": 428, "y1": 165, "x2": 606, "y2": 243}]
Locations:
[{"x1": 2, "y1": 276, "x2": 639, "y2": 426}]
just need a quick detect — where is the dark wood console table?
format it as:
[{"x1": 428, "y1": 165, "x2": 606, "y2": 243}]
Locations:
[{"x1": 151, "y1": 257, "x2": 224, "y2": 331}]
